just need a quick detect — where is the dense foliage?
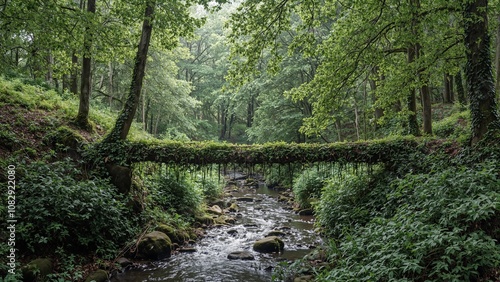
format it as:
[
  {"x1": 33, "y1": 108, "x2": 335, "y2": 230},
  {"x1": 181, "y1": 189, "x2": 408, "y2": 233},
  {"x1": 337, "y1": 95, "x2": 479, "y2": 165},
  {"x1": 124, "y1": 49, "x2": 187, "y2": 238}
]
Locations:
[
  {"x1": 292, "y1": 166, "x2": 330, "y2": 209},
  {"x1": 311, "y1": 155, "x2": 500, "y2": 281},
  {"x1": 144, "y1": 170, "x2": 203, "y2": 215},
  {"x1": 13, "y1": 160, "x2": 138, "y2": 258},
  {"x1": 1, "y1": 0, "x2": 500, "y2": 280}
]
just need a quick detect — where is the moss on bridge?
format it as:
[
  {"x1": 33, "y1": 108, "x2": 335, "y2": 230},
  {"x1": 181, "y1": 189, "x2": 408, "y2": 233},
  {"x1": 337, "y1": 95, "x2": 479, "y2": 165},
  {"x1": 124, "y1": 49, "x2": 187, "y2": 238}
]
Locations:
[{"x1": 89, "y1": 136, "x2": 450, "y2": 167}]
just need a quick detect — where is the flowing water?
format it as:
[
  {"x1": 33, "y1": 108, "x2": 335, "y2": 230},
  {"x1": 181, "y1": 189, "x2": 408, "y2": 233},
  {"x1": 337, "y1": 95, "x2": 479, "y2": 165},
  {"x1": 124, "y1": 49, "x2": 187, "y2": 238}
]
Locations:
[{"x1": 111, "y1": 173, "x2": 321, "y2": 282}]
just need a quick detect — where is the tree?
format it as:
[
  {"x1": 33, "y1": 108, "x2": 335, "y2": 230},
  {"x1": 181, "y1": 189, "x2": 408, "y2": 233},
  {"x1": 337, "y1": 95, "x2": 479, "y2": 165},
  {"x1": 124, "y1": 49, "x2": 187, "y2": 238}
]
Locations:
[
  {"x1": 0, "y1": 0, "x2": 85, "y2": 81},
  {"x1": 464, "y1": 0, "x2": 500, "y2": 144},
  {"x1": 104, "y1": 0, "x2": 220, "y2": 142},
  {"x1": 227, "y1": 0, "x2": 471, "y2": 140},
  {"x1": 75, "y1": 0, "x2": 96, "y2": 129}
]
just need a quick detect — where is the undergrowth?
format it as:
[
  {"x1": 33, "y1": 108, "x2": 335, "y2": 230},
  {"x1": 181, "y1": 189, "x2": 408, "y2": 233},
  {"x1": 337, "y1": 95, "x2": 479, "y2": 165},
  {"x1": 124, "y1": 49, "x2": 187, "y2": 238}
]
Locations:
[{"x1": 311, "y1": 154, "x2": 500, "y2": 281}]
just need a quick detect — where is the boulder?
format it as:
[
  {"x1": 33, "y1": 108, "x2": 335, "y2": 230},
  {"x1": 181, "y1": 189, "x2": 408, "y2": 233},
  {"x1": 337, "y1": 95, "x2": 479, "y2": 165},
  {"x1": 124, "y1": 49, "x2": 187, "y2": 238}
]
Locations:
[
  {"x1": 225, "y1": 217, "x2": 236, "y2": 224},
  {"x1": 115, "y1": 257, "x2": 133, "y2": 269},
  {"x1": 156, "y1": 224, "x2": 190, "y2": 244},
  {"x1": 206, "y1": 205, "x2": 223, "y2": 215},
  {"x1": 227, "y1": 251, "x2": 255, "y2": 260},
  {"x1": 227, "y1": 202, "x2": 239, "y2": 212},
  {"x1": 21, "y1": 258, "x2": 53, "y2": 282},
  {"x1": 136, "y1": 231, "x2": 172, "y2": 260},
  {"x1": 84, "y1": 269, "x2": 108, "y2": 282},
  {"x1": 253, "y1": 236, "x2": 284, "y2": 253},
  {"x1": 278, "y1": 195, "x2": 291, "y2": 202},
  {"x1": 209, "y1": 199, "x2": 227, "y2": 208},
  {"x1": 244, "y1": 178, "x2": 258, "y2": 186},
  {"x1": 227, "y1": 229, "x2": 238, "y2": 236},
  {"x1": 236, "y1": 197, "x2": 254, "y2": 202},
  {"x1": 178, "y1": 247, "x2": 197, "y2": 253},
  {"x1": 195, "y1": 214, "x2": 215, "y2": 226},
  {"x1": 298, "y1": 209, "x2": 314, "y2": 216},
  {"x1": 107, "y1": 164, "x2": 132, "y2": 194},
  {"x1": 267, "y1": 230, "x2": 286, "y2": 237}
]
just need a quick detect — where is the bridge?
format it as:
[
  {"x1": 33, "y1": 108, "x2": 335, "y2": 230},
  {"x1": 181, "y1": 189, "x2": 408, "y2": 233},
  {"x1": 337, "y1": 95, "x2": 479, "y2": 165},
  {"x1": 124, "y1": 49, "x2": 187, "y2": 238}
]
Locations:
[{"x1": 93, "y1": 137, "x2": 449, "y2": 167}]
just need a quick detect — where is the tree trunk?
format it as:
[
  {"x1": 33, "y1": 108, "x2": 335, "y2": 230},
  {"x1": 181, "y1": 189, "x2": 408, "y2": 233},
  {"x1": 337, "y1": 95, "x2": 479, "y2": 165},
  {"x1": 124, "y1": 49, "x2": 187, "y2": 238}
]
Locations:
[
  {"x1": 464, "y1": 0, "x2": 500, "y2": 144},
  {"x1": 219, "y1": 104, "x2": 227, "y2": 140},
  {"x1": 247, "y1": 96, "x2": 254, "y2": 127},
  {"x1": 149, "y1": 113, "x2": 154, "y2": 134},
  {"x1": 354, "y1": 100, "x2": 360, "y2": 141},
  {"x1": 369, "y1": 66, "x2": 384, "y2": 126},
  {"x1": 443, "y1": 73, "x2": 452, "y2": 103},
  {"x1": 495, "y1": 14, "x2": 500, "y2": 101},
  {"x1": 407, "y1": 45, "x2": 420, "y2": 136},
  {"x1": 70, "y1": 52, "x2": 79, "y2": 95},
  {"x1": 455, "y1": 71, "x2": 466, "y2": 105},
  {"x1": 75, "y1": 0, "x2": 96, "y2": 129},
  {"x1": 104, "y1": 2, "x2": 155, "y2": 142},
  {"x1": 421, "y1": 84, "x2": 432, "y2": 134},
  {"x1": 45, "y1": 52, "x2": 53, "y2": 84},
  {"x1": 62, "y1": 74, "x2": 69, "y2": 91},
  {"x1": 407, "y1": 0, "x2": 421, "y2": 136},
  {"x1": 335, "y1": 120, "x2": 343, "y2": 141},
  {"x1": 108, "y1": 62, "x2": 114, "y2": 108}
]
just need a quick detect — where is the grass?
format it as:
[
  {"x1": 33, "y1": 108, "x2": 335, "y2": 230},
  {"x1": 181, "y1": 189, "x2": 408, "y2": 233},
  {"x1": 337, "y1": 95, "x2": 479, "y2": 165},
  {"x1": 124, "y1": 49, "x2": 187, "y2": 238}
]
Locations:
[{"x1": 0, "y1": 76, "x2": 155, "y2": 150}]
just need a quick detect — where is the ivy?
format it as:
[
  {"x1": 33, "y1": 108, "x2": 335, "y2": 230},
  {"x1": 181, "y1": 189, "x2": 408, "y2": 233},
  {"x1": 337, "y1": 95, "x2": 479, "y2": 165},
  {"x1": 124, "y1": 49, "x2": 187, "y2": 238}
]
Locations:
[{"x1": 86, "y1": 136, "x2": 452, "y2": 168}]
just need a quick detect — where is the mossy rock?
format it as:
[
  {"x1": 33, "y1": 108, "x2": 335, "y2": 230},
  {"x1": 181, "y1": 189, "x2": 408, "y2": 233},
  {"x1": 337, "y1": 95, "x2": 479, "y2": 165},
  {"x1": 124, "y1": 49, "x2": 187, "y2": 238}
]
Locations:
[
  {"x1": 214, "y1": 215, "x2": 230, "y2": 225},
  {"x1": 298, "y1": 209, "x2": 314, "y2": 216},
  {"x1": 43, "y1": 126, "x2": 85, "y2": 149},
  {"x1": 227, "y1": 202, "x2": 239, "y2": 212},
  {"x1": 267, "y1": 230, "x2": 287, "y2": 237},
  {"x1": 21, "y1": 258, "x2": 53, "y2": 282},
  {"x1": 156, "y1": 224, "x2": 190, "y2": 244},
  {"x1": 136, "y1": 231, "x2": 173, "y2": 260},
  {"x1": 206, "y1": 205, "x2": 223, "y2": 215},
  {"x1": 195, "y1": 214, "x2": 215, "y2": 225},
  {"x1": 107, "y1": 164, "x2": 132, "y2": 194},
  {"x1": 84, "y1": 269, "x2": 108, "y2": 282},
  {"x1": 253, "y1": 236, "x2": 285, "y2": 253}
]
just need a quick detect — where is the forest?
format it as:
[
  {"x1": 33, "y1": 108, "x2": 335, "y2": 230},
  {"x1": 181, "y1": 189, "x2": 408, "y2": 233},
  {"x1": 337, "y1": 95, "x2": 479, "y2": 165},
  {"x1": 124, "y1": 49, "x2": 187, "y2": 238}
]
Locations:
[{"x1": 0, "y1": 0, "x2": 499, "y2": 281}]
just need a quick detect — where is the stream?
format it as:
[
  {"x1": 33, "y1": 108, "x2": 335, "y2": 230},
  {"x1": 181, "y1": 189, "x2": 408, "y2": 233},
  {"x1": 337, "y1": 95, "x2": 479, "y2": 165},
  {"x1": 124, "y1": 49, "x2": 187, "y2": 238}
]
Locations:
[{"x1": 111, "y1": 172, "x2": 322, "y2": 282}]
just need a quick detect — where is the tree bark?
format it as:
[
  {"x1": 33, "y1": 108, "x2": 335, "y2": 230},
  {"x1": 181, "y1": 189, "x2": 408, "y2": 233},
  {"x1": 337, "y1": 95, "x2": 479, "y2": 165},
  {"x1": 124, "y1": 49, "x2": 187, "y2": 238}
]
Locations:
[
  {"x1": 455, "y1": 71, "x2": 466, "y2": 105},
  {"x1": 421, "y1": 84, "x2": 432, "y2": 134},
  {"x1": 407, "y1": 0, "x2": 421, "y2": 136},
  {"x1": 495, "y1": 14, "x2": 500, "y2": 101},
  {"x1": 407, "y1": 44, "x2": 420, "y2": 136},
  {"x1": 464, "y1": 0, "x2": 500, "y2": 144},
  {"x1": 443, "y1": 73, "x2": 452, "y2": 103},
  {"x1": 108, "y1": 62, "x2": 114, "y2": 108},
  {"x1": 104, "y1": 2, "x2": 155, "y2": 142},
  {"x1": 369, "y1": 66, "x2": 384, "y2": 125},
  {"x1": 247, "y1": 96, "x2": 254, "y2": 127},
  {"x1": 75, "y1": 0, "x2": 95, "y2": 129},
  {"x1": 70, "y1": 52, "x2": 79, "y2": 95},
  {"x1": 409, "y1": 0, "x2": 431, "y2": 135},
  {"x1": 45, "y1": 52, "x2": 53, "y2": 84}
]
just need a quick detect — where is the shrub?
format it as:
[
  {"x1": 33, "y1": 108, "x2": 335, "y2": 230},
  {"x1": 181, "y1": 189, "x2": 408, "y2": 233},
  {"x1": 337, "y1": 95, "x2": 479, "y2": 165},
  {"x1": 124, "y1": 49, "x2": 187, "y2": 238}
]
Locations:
[
  {"x1": 316, "y1": 168, "x2": 394, "y2": 238},
  {"x1": 193, "y1": 170, "x2": 224, "y2": 200},
  {"x1": 13, "y1": 160, "x2": 137, "y2": 258},
  {"x1": 293, "y1": 167, "x2": 328, "y2": 208},
  {"x1": 433, "y1": 110, "x2": 469, "y2": 139},
  {"x1": 315, "y1": 161, "x2": 500, "y2": 281},
  {"x1": 145, "y1": 170, "x2": 202, "y2": 215},
  {"x1": 264, "y1": 164, "x2": 301, "y2": 189}
]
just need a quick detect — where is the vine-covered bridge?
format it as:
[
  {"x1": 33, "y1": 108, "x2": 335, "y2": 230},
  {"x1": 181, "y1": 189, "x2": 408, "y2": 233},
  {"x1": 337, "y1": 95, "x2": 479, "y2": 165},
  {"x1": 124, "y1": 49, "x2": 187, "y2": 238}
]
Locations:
[
  {"x1": 89, "y1": 137, "x2": 456, "y2": 193},
  {"x1": 94, "y1": 137, "x2": 453, "y2": 167}
]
